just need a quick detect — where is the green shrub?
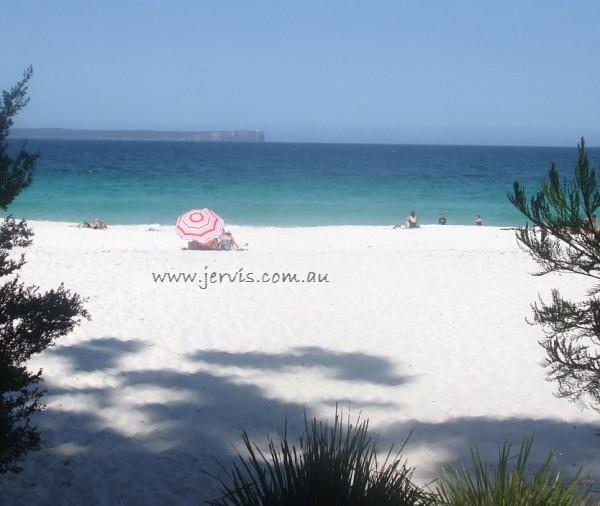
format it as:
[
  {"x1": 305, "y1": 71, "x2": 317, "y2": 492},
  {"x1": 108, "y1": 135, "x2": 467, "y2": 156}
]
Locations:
[
  {"x1": 207, "y1": 411, "x2": 433, "y2": 505},
  {"x1": 435, "y1": 437, "x2": 590, "y2": 505}
]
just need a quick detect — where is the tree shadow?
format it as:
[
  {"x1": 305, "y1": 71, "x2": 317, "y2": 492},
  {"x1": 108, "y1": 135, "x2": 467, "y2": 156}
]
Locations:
[
  {"x1": 192, "y1": 346, "x2": 412, "y2": 386},
  {"x1": 48, "y1": 337, "x2": 146, "y2": 371},
  {"x1": 3, "y1": 338, "x2": 600, "y2": 504},
  {"x1": 379, "y1": 416, "x2": 600, "y2": 491},
  {"x1": 0, "y1": 339, "x2": 311, "y2": 505},
  {"x1": 320, "y1": 398, "x2": 399, "y2": 409}
]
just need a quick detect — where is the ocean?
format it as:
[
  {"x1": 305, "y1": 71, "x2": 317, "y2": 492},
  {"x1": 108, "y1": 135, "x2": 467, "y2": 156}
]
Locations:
[{"x1": 5, "y1": 140, "x2": 597, "y2": 227}]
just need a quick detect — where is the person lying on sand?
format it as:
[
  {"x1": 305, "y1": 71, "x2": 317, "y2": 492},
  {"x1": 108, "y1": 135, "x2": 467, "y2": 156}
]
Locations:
[
  {"x1": 186, "y1": 233, "x2": 246, "y2": 251},
  {"x1": 90, "y1": 218, "x2": 108, "y2": 230},
  {"x1": 78, "y1": 219, "x2": 107, "y2": 229},
  {"x1": 187, "y1": 238, "x2": 218, "y2": 250}
]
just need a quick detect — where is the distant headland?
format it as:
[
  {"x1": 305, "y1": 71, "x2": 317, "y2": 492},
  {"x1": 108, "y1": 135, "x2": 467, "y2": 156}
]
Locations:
[{"x1": 9, "y1": 128, "x2": 265, "y2": 143}]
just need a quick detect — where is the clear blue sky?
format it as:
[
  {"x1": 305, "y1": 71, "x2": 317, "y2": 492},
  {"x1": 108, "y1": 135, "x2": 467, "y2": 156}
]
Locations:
[{"x1": 2, "y1": 1, "x2": 599, "y2": 145}]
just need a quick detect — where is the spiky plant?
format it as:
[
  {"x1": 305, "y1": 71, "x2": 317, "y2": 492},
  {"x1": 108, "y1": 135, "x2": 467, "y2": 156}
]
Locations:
[
  {"x1": 436, "y1": 437, "x2": 590, "y2": 505},
  {"x1": 207, "y1": 411, "x2": 433, "y2": 505}
]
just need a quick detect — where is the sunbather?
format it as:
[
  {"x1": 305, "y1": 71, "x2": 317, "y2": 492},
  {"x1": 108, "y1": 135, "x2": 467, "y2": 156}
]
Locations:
[
  {"x1": 187, "y1": 238, "x2": 218, "y2": 250},
  {"x1": 217, "y1": 231, "x2": 240, "y2": 251},
  {"x1": 90, "y1": 218, "x2": 108, "y2": 230},
  {"x1": 406, "y1": 211, "x2": 419, "y2": 228}
]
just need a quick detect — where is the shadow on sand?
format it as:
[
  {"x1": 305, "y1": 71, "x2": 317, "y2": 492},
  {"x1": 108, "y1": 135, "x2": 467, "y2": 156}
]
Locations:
[
  {"x1": 379, "y1": 416, "x2": 600, "y2": 491},
  {"x1": 192, "y1": 345, "x2": 413, "y2": 386},
  {"x1": 1, "y1": 337, "x2": 598, "y2": 504}
]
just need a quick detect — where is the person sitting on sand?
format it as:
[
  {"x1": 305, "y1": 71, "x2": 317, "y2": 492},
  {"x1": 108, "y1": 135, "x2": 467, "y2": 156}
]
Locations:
[
  {"x1": 475, "y1": 214, "x2": 483, "y2": 226},
  {"x1": 581, "y1": 214, "x2": 597, "y2": 236},
  {"x1": 406, "y1": 211, "x2": 419, "y2": 229},
  {"x1": 438, "y1": 214, "x2": 447, "y2": 225},
  {"x1": 78, "y1": 221, "x2": 91, "y2": 229},
  {"x1": 217, "y1": 231, "x2": 240, "y2": 251},
  {"x1": 187, "y1": 238, "x2": 218, "y2": 250}
]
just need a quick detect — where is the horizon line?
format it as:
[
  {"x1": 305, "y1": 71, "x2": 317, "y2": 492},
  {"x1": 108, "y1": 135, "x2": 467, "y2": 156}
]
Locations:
[{"x1": 9, "y1": 127, "x2": 594, "y2": 149}]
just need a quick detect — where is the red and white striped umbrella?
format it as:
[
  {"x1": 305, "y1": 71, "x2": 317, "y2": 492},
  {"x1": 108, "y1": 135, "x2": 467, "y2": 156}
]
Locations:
[{"x1": 175, "y1": 209, "x2": 224, "y2": 243}]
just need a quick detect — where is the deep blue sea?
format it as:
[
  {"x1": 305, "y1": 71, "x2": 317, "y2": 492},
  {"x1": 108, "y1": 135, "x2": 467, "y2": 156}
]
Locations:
[{"x1": 6, "y1": 140, "x2": 598, "y2": 227}]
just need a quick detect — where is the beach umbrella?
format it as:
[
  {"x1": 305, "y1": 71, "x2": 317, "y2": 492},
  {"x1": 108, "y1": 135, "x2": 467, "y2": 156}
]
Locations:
[{"x1": 175, "y1": 208, "x2": 224, "y2": 243}]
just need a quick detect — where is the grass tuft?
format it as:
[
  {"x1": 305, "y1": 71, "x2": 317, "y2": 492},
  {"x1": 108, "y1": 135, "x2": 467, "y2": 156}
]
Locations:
[
  {"x1": 206, "y1": 410, "x2": 433, "y2": 505},
  {"x1": 435, "y1": 436, "x2": 591, "y2": 506}
]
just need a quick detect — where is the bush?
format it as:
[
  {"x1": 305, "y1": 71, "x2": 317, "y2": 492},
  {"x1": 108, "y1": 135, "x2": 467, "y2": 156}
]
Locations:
[
  {"x1": 508, "y1": 138, "x2": 600, "y2": 410},
  {"x1": 0, "y1": 67, "x2": 89, "y2": 472},
  {"x1": 207, "y1": 411, "x2": 433, "y2": 505},
  {"x1": 435, "y1": 436, "x2": 590, "y2": 506}
]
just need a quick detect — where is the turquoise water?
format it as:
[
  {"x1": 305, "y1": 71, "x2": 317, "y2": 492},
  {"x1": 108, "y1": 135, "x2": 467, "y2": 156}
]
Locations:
[{"x1": 6, "y1": 140, "x2": 597, "y2": 227}]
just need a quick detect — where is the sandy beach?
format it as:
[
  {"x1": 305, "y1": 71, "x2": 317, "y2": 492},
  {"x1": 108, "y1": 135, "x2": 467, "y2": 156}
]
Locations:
[{"x1": 1, "y1": 221, "x2": 598, "y2": 504}]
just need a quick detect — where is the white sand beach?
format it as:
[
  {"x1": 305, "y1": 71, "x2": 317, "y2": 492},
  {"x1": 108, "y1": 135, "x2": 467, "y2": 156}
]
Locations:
[{"x1": 1, "y1": 221, "x2": 599, "y2": 504}]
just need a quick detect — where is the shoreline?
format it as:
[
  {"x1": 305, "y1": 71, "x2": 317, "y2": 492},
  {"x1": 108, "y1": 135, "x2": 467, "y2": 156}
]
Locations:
[
  {"x1": 13, "y1": 218, "x2": 522, "y2": 231},
  {"x1": 21, "y1": 221, "x2": 525, "y2": 254}
]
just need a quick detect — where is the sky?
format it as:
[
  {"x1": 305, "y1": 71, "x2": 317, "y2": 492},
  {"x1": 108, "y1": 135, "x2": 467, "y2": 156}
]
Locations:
[{"x1": 2, "y1": 1, "x2": 599, "y2": 146}]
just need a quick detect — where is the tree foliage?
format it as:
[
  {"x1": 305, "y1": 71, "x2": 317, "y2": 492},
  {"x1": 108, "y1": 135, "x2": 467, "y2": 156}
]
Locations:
[
  {"x1": 0, "y1": 67, "x2": 89, "y2": 472},
  {"x1": 0, "y1": 66, "x2": 37, "y2": 210},
  {"x1": 508, "y1": 138, "x2": 600, "y2": 411}
]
